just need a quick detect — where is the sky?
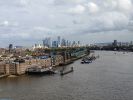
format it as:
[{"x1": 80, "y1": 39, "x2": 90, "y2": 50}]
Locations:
[{"x1": 0, "y1": 0, "x2": 133, "y2": 47}]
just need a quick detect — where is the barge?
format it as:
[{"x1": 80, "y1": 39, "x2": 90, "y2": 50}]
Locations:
[
  {"x1": 60, "y1": 67, "x2": 74, "y2": 76},
  {"x1": 26, "y1": 65, "x2": 55, "y2": 75}
]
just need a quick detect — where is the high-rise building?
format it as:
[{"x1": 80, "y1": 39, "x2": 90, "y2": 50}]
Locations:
[
  {"x1": 9, "y1": 44, "x2": 13, "y2": 49},
  {"x1": 43, "y1": 37, "x2": 51, "y2": 48},
  {"x1": 68, "y1": 41, "x2": 71, "y2": 47},
  {"x1": 57, "y1": 36, "x2": 61, "y2": 47},
  {"x1": 113, "y1": 40, "x2": 118, "y2": 46},
  {"x1": 78, "y1": 41, "x2": 80, "y2": 47},
  {"x1": 130, "y1": 41, "x2": 133, "y2": 45},
  {"x1": 61, "y1": 38, "x2": 66, "y2": 47},
  {"x1": 9, "y1": 44, "x2": 13, "y2": 52},
  {"x1": 66, "y1": 40, "x2": 69, "y2": 47},
  {"x1": 52, "y1": 41, "x2": 58, "y2": 47},
  {"x1": 72, "y1": 41, "x2": 76, "y2": 47}
]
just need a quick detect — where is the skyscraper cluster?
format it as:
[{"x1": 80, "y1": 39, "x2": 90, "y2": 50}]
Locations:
[
  {"x1": 42, "y1": 36, "x2": 81, "y2": 48},
  {"x1": 33, "y1": 36, "x2": 81, "y2": 49},
  {"x1": 43, "y1": 37, "x2": 51, "y2": 48}
]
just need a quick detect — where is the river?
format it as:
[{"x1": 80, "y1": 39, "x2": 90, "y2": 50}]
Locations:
[{"x1": 0, "y1": 51, "x2": 133, "y2": 100}]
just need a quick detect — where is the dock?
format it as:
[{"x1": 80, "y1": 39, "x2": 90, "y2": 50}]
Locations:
[
  {"x1": 60, "y1": 67, "x2": 74, "y2": 76},
  {"x1": 26, "y1": 65, "x2": 55, "y2": 75}
]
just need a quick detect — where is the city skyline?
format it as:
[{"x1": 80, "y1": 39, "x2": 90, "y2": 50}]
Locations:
[
  {"x1": 0, "y1": 0, "x2": 133, "y2": 47},
  {"x1": 2, "y1": 39, "x2": 133, "y2": 49},
  {"x1": 34, "y1": 36, "x2": 81, "y2": 49}
]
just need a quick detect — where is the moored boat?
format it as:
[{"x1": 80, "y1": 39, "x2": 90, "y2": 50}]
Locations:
[
  {"x1": 81, "y1": 60, "x2": 92, "y2": 64},
  {"x1": 81, "y1": 55, "x2": 97, "y2": 64},
  {"x1": 26, "y1": 65, "x2": 55, "y2": 75}
]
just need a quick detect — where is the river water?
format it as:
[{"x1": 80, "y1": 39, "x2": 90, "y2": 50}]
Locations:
[{"x1": 0, "y1": 51, "x2": 133, "y2": 100}]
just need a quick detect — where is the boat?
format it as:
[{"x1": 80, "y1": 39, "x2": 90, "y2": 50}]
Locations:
[
  {"x1": 81, "y1": 57, "x2": 92, "y2": 64},
  {"x1": 81, "y1": 60, "x2": 92, "y2": 64},
  {"x1": 26, "y1": 65, "x2": 55, "y2": 75}
]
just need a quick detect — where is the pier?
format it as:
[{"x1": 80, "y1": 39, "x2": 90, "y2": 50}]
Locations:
[{"x1": 60, "y1": 67, "x2": 74, "y2": 76}]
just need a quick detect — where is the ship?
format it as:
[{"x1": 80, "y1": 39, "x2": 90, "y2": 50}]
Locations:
[
  {"x1": 81, "y1": 56, "x2": 94, "y2": 64},
  {"x1": 81, "y1": 59, "x2": 92, "y2": 64}
]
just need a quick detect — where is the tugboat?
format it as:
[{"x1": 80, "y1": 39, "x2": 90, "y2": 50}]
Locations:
[
  {"x1": 26, "y1": 65, "x2": 55, "y2": 75},
  {"x1": 81, "y1": 55, "x2": 97, "y2": 64}
]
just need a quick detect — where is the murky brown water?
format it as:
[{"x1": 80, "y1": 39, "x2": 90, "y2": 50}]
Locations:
[{"x1": 0, "y1": 51, "x2": 133, "y2": 100}]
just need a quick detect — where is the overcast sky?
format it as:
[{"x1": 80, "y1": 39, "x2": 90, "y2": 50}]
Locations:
[{"x1": 0, "y1": 0, "x2": 133, "y2": 47}]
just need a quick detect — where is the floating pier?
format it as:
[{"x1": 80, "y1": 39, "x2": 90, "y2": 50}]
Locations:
[
  {"x1": 60, "y1": 67, "x2": 74, "y2": 76},
  {"x1": 26, "y1": 66, "x2": 55, "y2": 75}
]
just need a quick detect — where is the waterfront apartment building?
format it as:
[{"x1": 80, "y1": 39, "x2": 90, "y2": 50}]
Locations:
[
  {"x1": 51, "y1": 55, "x2": 64, "y2": 66},
  {"x1": 0, "y1": 55, "x2": 65, "y2": 75},
  {"x1": 0, "y1": 58, "x2": 52, "y2": 75}
]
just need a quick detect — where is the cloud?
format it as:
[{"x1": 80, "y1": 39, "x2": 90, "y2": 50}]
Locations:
[
  {"x1": 0, "y1": 21, "x2": 19, "y2": 27},
  {"x1": 117, "y1": 0, "x2": 133, "y2": 12},
  {"x1": 54, "y1": 0, "x2": 86, "y2": 5},
  {"x1": 20, "y1": 0, "x2": 29, "y2": 6},
  {"x1": 0, "y1": 21, "x2": 9, "y2": 26},
  {"x1": 87, "y1": 2, "x2": 99, "y2": 13},
  {"x1": 103, "y1": 0, "x2": 133, "y2": 13},
  {"x1": 0, "y1": 32, "x2": 30, "y2": 40},
  {"x1": 34, "y1": 26, "x2": 53, "y2": 32},
  {"x1": 68, "y1": 5, "x2": 85, "y2": 14}
]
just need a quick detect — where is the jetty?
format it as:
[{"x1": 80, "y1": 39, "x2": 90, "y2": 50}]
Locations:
[
  {"x1": 26, "y1": 65, "x2": 55, "y2": 75},
  {"x1": 60, "y1": 67, "x2": 74, "y2": 76}
]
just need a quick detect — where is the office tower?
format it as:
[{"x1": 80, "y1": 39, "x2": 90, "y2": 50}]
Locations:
[
  {"x1": 61, "y1": 38, "x2": 66, "y2": 47},
  {"x1": 66, "y1": 40, "x2": 69, "y2": 47},
  {"x1": 130, "y1": 41, "x2": 133, "y2": 45},
  {"x1": 68, "y1": 41, "x2": 71, "y2": 47},
  {"x1": 72, "y1": 41, "x2": 76, "y2": 47},
  {"x1": 78, "y1": 41, "x2": 80, "y2": 46},
  {"x1": 43, "y1": 37, "x2": 51, "y2": 48},
  {"x1": 113, "y1": 40, "x2": 118, "y2": 46},
  {"x1": 9, "y1": 44, "x2": 13, "y2": 52},
  {"x1": 52, "y1": 41, "x2": 58, "y2": 47},
  {"x1": 57, "y1": 36, "x2": 61, "y2": 47}
]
